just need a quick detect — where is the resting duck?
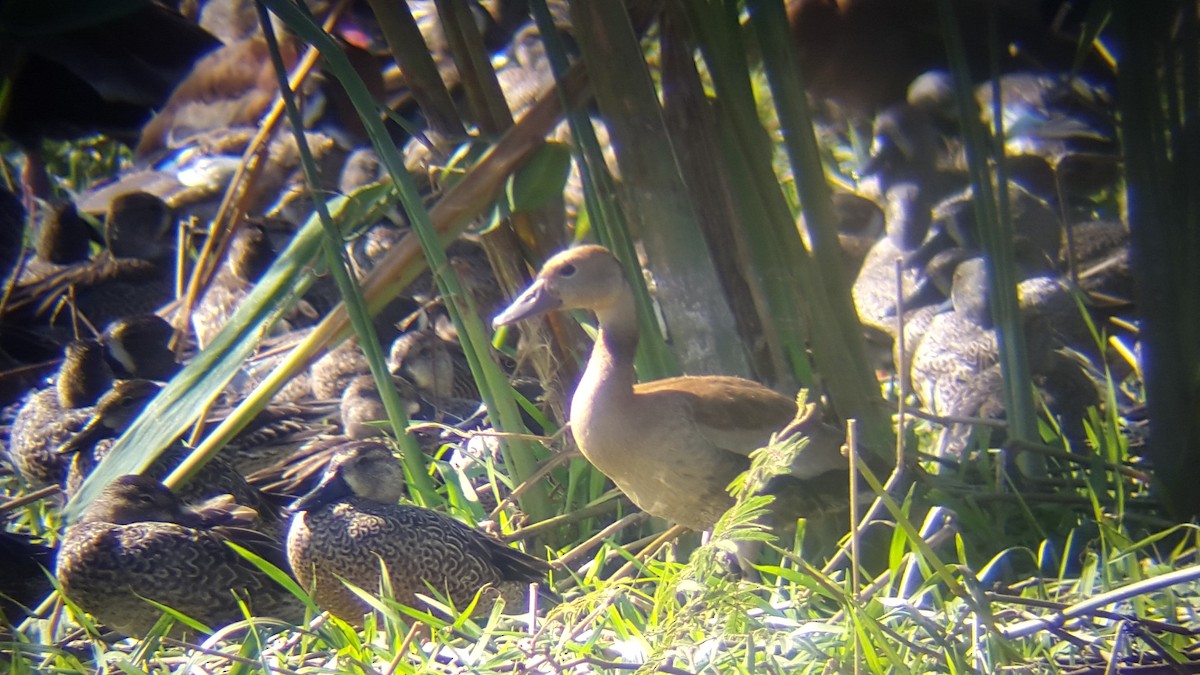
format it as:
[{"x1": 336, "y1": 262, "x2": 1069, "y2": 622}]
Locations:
[
  {"x1": 9, "y1": 191, "x2": 175, "y2": 329},
  {"x1": 101, "y1": 314, "x2": 181, "y2": 382},
  {"x1": 494, "y1": 245, "x2": 851, "y2": 531},
  {"x1": 287, "y1": 441, "x2": 548, "y2": 623},
  {"x1": 59, "y1": 379, "x2": 335, "y2": 497},
  {"x1": 57, "y1": 475, "x2": 302, "y2": 637},
  {"x1": 7, "y1": 340, "x2": 114, "y2": 486}
]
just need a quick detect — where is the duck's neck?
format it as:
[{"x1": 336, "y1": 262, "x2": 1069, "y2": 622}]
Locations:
[{"x1": 576, "y1": 287, "x2": 639, "y2": 412}]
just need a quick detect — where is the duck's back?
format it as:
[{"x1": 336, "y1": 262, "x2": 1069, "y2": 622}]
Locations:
[
  {"x1": 59, "y1": 520, "x2": 301, "y2": 636},
  {"x1": 9, "y1": 388, "x2": 93, "y2": 485},
  {"x1": 289, "y1": 497, "x2": 541, "y2": 621}
]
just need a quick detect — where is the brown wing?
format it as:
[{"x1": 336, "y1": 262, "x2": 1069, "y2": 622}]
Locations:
[{"x1": 635, "y1": 376, "x2": 796, "y2": 458}]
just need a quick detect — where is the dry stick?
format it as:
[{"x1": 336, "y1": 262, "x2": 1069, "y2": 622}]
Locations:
[
  {"x1": 1104, "y1": 622, "x2": 1132, "y2": 672},
  {"x1": 553, "y1": 511, "x2": 651, "y2": 570},
  {"x1": 0, "y1": 357, "x2": 62, "y2": 383},
  {"x1": 895, "y1": 507, "x2": 958, "y2": 601},
  {"x1": 893, "y1": 257, "x2": 909, "y2": 478},
  {"x1": 985, "y1": 593, "x2": 1194, "y2": 637},
  {"x1": 408, "y1": 425, "x2": 553, "y2": 445},
  {"x1": 0, "y1": 230, "x2": 31, "y2": 315},
  {"x1": 1000, "y1": 565, "x2": 1200, "y2": 639},
  {"x1": 0, "y1": 484, "x2": 60, "y2": 514},
  {"x1": 1109, "y1": 335, "x2": 1139, "y2": 376},
  {"x1": 389, "y1": 622, "x2": 424, "y2": 674},
  {"x1": 255, "y1": 613, "x2": 328, "y2": 664},
  {"x1": 847, "y1": 418, "x2": 862, "y2": 592},
  {"x1": 175, "y1": 214, "x2": 190, "y2": 300},
  {"x1": 607, "y1": 524, "x2": 688, "y2": 582},
  {"x1": 570, "y1": 530, "x2": 669, "y2": 582},
  {"x1": 161, "y1": 637, "x2": 304, "y2": 675},
  {"x1": 901, "y1": 404, "x2": 1008, "y2": 428},
  {"x1": 488, "y1": 428, "x2": 577, "y2": 521},
  {"x1": 825, "y1": 260, "x2": 916, "y2": 577},
  {"x1": 45, "y1": 593, "x2": 64, "y2": 644},
  {"x1": 1127, "y1": 621, "x2": 1192, "y2": 670},
  {"x1": 560, "y1": 588, "x2": 623, "y2": 649},
  {"x1": 16, "y1": 590, "x2": 57, "y2": 635},
  {"x1": 825, "y1": 509, "x2": 958, "y2": 619},
  {"x1": 848, "y1": 418, "x2": 861, "y2": 675},
  {"x1": 1006, "y1": 439, "x2": 1151, "y2": 483},
  {"x1": 1109, "y1": 315, "x2": 1138, "y2": 334},
  {"x1": 507, "y1": 493, "x2": 630, "y2": 544}
]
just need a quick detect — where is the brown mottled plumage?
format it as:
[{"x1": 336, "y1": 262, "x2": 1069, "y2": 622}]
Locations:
[
  {"x1": 388, "y1": 327, "x2": 481, "y2": 420},
  {"x1": 244, "y1": 376, "x2": 421, "y2": 500},
  {"x1": 59, "y1": 380, "x2": 330, "y2": 515},
  {"x1": 7, "y1": 341, "x2": 112, "y2": 485},
  {"x1": 9, "y1": 191, "x2": 173, "y2": 326},
  {"x1": 192, "y1": 224, "x2": 277, "y2": 349},
  {"x1": 19, "y1": 201, "x2": 94, "y2": 285},
  {"x1": 494, "y1": 246, "x2": 851, "y2": 531},
  {"x1": 287, "y1": 442, "x2": 547, "y2": 624},
  {"x1": 57, "y1": 475, "x2": 303, "y2": 637}
]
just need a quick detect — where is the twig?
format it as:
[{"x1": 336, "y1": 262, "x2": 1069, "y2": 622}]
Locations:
[
  {"x1": 900, "y1": 405, "x2": 1008, "y2": 429},
  {"x1": 608, "y1": 524, "x2": 688, "y2": 582},
  {"x1": 1005, "y1": 439, "x2": 1152, "y2": 483},
  {"x1": 552, "y1": 511, "x2": 650, "y2": 569},
  {"x1": 985, "y1": 592, "x2": 1197, "y2": 637},
  {"x1": 490, "y1": 439, "x2": 579, "y2": 520},
  {"x1": 387, "y1": 621, "x2": 423, "y2": 675},
  {"x1": 847, "y1": 420, "x2": 862, "y2": 652},
  {"x1": 500, "y1": 491, "x2": 630, "y2": 542},
  {"x1": 0, "y1": 484, "x2": 61, "y2": 514},
  {"x1": 999, "y1": 565, "x2": 1200, "y2": 639}
]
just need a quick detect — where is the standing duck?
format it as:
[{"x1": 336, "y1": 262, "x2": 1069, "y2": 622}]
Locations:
[
  {"x1": 287, "y1": 442, "x2": 548, "y2": 624},
  {"x1": 57, "y1": 474, "x2": 303, "y2": 637},
  {"x1": 493, "y1": 245, "x2": 852, "y2": 532}
]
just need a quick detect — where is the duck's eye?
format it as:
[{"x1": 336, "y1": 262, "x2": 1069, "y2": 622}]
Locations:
[{"x1": 558, "y1": 263, "x2": 577, "y2": 278}]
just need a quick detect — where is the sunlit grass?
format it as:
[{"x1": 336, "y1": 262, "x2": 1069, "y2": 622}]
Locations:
[{"x1": 3, "y1": 0, "x2": 1194, "y2": 673}]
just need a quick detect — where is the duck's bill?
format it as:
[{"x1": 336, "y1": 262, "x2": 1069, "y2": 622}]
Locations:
[
  {"x1": 56, "y1": 419, "x2": 105, "y2": 455},
  {"x1": 289, "y1": 470, "x2": 352, "y2": 513},
  {"x1": 492, "y1": 279, "x2": 561, "y2": 327}
]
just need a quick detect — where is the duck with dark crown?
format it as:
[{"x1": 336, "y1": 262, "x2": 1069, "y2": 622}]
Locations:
[
  {"x1": 286, "y1": 441, "x2": 549, "y2": 624},
  {"x1": 58, "y1": 379, "x2": 334, "y2": 517},
  {"x1": 494, "y1": 245, "x2": 855, "y2": 533},
  {"x1": 7, "y1": 340, "x2": 114, "y2": 486},
  {"x1": 56, "y1": 475, "x2": 303, "y2": 637},
  {"x1": 8, "y1": 191, "x2": 175, "y2": 329}
]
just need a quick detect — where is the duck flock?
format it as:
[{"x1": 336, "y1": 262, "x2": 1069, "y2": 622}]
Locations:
[{"x1": 0, "y1": 0, "x2": 1133, "y2": 649}]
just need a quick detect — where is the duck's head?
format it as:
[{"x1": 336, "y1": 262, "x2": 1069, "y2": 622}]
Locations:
[
  {"x1": 37, "y1": 201, "x2": 96, "y2": 264},
  {"x1": 388, "y1": 328, "x2": 457, "y2": 398},
  {"x1": 104, "y1": 191, "x2": 172, "y2": 260},
  {"x1": 102, "y1": 314, "x2": 179, "y2": 381},
  {"x1": 57, "y1": 379, "x2": 162, "y2": 456},
  {"x1": 80, "y1": 474, "x2": 185, "y2": 525},
  {"x1": 340, "y1": 375, "x2": 409, "y2": 440},
  {"x1": 57, "y1": 340, "x2": 114, "y2": 409},
  {"x1": 493, "y1": 245, "x2": 627, "y2": 326},
  {"x1": 229, "y1": 223, "x2": 275, "y2": 283},
  {"x1": 289, "y1": 441, "x2": 405, "y2": 512}
]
